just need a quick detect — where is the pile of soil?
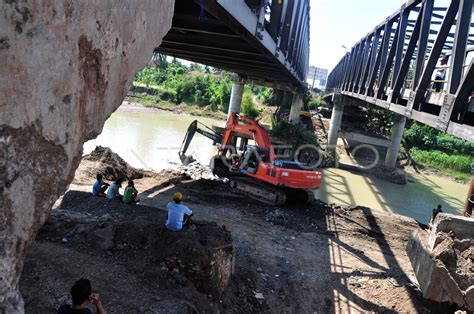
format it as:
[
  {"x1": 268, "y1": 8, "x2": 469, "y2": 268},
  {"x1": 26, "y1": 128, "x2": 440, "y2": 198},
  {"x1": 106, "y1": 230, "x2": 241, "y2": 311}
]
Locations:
[
  {"x1": 22, "y1": 191, "x2": 256, "y2": 313},
  {"x1": 82, "y1": 146, "x2": 147, "y2": 181},
  {"x1": 44, "y1": 192, "x2": 234, "y2": 297}
]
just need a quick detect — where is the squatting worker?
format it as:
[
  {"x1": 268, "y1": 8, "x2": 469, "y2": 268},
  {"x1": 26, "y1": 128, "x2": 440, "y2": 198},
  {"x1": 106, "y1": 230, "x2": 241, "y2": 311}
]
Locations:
[
  {"x1": 166, "y1": 192, "x2": 193, "y2": 231},
  {"x1": 57, "y1": 278, "x2": 106, "y2": 314}
]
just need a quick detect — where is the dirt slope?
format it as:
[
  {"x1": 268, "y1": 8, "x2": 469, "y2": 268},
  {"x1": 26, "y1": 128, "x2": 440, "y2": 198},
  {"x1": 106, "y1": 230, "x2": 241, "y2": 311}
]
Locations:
[{"x1": 19, "y1": 151, "x2": 457, "y2": 313}]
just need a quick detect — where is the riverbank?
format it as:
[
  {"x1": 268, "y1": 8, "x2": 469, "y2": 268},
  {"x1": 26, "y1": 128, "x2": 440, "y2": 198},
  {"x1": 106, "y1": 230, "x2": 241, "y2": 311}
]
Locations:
[
  {"x1": 126, "y1": 89, "x2": 228, "y2": 120},
  {"x1": 19, "y1": 147, "x2": 458, "y2": 312}
]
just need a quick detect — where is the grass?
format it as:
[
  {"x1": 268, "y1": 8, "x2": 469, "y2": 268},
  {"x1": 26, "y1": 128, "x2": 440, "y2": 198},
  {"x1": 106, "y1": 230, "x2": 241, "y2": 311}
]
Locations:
[
  {"x1": 125, "y1": 92, "x2": 227, "y2": 120},
  {"x1": 126, "y1": 93, "x2": 156, "y2": 107},
  {"x1": 410, "y1": 148, "x2": 472, "y2": 181}
]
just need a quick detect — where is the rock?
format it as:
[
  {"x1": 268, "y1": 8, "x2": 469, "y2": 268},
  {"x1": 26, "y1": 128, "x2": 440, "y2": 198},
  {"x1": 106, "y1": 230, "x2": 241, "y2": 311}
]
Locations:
[
  {"x1": 254, "y1": 292, "x2": 265, "y2": 299},
  {"x1": 177, "y1": 162, "x2": 220, "y2": 181},
  {"x1": 407, "y1": 213, "x2": 474, "y2": 310},
  {"x1": 0, "y1": 1, "x2": 174, "y2": 310},
  {"x1": 430, "y1": 213, "x2": 474, "y2": 247},
  {"x1": 465, "y1": 286, "x2": 474, "y2": 312}
]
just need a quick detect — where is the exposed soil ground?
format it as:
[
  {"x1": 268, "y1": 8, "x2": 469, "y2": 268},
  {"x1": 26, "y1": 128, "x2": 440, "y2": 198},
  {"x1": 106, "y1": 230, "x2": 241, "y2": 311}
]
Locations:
[{"x1": 20, "y1": 149, "x2": 458, "y2": 313}]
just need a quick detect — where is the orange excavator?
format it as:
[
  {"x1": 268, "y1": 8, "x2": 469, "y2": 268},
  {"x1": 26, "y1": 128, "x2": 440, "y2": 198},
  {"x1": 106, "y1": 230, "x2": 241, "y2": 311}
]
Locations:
[{"x1": 179, "y1": 113, "x2": 322, "y2": 205}]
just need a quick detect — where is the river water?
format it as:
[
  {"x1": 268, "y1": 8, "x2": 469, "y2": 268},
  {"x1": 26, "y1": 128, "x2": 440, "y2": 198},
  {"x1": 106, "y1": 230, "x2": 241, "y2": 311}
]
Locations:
[{"x1": 84, "y1": 105, "x2": 469, "y2": 223}]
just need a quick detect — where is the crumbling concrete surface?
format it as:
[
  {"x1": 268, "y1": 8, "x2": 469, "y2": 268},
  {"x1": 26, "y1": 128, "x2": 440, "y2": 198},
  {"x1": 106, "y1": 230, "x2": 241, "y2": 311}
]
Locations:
[
  {"x1": 0, "y1": 1, "x2": 174, "y2": 311},
  {"x1": 407, "y1": 213, "x2": 474, "y2": 310}
]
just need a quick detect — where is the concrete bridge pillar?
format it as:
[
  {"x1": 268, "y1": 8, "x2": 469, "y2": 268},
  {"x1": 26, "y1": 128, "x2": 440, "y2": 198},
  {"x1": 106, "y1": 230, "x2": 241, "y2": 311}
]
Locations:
[
  {"x1": 282, "y1": 91, "x2": 291, "y2": 107},
  {"x1": 327, "y1": 102, "x2": 345, "y2": 153},
  {"x1": 273, "y1": 90, "x2": 285, "y2": 106},
  {"x1": 385, "y1": 114, "x2": 407, "y2": 168},
  {"x1": 289, "y1": 92, "x2": 303, "y2": 124},
  {"x1": 227, "y1": 79, "x2": 245, "y2": 119}
]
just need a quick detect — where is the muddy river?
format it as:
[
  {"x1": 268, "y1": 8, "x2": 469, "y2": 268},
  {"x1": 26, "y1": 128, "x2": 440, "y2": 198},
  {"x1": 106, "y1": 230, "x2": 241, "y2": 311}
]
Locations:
[{"x1": 84, "y1": 104, "x2": 469, "y2": 223}]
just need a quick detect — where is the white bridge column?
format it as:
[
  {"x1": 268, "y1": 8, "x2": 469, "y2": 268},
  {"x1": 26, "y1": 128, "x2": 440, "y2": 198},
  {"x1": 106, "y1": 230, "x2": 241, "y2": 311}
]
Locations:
[
  {"x1": 327, "y1": 102, "x2": 344, "y2": 153},
  {"x1": 289, "y1": 92, "x2": 303, "y2": 124},
  {"x1": 385, "y1": 114, "x2": 407, "y2": 168},
  {"x1": 227, "y1": 79, "x2": 244, "y2": 119}
]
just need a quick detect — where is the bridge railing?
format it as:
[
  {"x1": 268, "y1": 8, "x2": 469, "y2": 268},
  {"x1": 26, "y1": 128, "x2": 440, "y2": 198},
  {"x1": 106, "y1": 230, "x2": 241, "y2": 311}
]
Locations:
[{"x1": 326, "y1": 0, "x2": 473, "y2": 141}]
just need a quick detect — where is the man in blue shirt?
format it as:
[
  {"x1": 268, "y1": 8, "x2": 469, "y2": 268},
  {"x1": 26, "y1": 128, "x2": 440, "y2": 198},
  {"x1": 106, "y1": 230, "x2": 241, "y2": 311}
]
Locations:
[
  {"x1": 166, "y1": 192, "x2": 193, "y2": 231},
  {"x1": 91, "y1": 174, "x2": 109, "y2": 197}
]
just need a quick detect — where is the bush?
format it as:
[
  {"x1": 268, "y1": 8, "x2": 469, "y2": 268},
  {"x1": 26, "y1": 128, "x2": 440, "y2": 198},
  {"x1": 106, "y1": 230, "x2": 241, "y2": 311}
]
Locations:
[
  {"x1": 241, "y1": 93, "x2": 260, "y2": 119},
  {"x1": 307, "y1": 98, "x2": 327, "y2": 110},
  {"x1": 271, "y1": 120, "x2": 318, "y2": 150},
  {"x1": 410, "y1": 148, "x2": 473, "y2": 173},
  {"x1": 157, "y1": 87, "x2": 176, "y2": 102},
  {"x1": 404, "y1": 122, "x2": 474, "y2": 155}
]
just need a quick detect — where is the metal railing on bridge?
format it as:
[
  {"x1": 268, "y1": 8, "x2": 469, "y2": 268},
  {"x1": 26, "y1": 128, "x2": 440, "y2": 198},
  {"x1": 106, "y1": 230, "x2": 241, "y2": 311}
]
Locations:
[{"x1": 326, "y1": 0, "x2": 473, "y2": 141}]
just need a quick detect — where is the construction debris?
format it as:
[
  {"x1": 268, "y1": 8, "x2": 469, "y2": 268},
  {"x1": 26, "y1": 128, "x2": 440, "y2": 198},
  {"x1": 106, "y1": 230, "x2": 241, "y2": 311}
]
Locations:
[
  {"x1": 407, "y1": 213, "x2": 474, "y2": 311},
  {"x1": 177, "y1": 161, "x2": 223, "y2": 181}
]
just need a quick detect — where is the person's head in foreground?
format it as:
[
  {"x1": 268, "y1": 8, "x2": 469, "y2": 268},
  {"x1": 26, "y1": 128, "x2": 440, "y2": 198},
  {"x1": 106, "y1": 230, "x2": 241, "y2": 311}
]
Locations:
[
  {"x1": 71, "y1": 278, "x2": 92, "y2": 306},
  {"x1": 128, "y1": 179, "x2": 134, "y2": 187},
  {"x1": 96, "y1": 174, "x2": 103, "y2": 182}
]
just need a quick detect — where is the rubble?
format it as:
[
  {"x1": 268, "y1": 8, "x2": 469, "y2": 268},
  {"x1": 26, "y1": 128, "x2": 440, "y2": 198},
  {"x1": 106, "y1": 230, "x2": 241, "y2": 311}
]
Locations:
[
  {"x1": 407, "y1": 213, "x2": 474, "y2": 311},
  {"x1": 177, "y1": 161, "x2": 223, "y2": 181}
]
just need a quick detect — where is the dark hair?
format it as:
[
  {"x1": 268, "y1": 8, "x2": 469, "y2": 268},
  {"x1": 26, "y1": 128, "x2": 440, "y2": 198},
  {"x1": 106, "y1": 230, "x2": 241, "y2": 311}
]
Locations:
[
  {"x1": 437, "y1": 204, "x2": 442, "y2": 209},
  {"x1": 96, "y1": 174, "x2": 103, "y2": 181},
  {"x1": 71, "y1": 278, "x2": 91, "y2": 305},
  {"x1": 128, "y1": 179, "x2": 134, "y2": 187}
]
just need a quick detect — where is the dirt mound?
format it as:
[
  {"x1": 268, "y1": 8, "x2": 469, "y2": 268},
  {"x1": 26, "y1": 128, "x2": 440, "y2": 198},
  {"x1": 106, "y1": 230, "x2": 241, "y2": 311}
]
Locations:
[
  {"x1": 83, "y1": 146, "x2": 146, "y2": 180},
  {"x1": 44, "y1": 191, "x2": 234, "y2": 298}
]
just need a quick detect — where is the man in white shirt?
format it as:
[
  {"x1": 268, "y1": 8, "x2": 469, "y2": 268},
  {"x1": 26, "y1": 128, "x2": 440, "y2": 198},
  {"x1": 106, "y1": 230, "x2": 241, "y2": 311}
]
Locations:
[
  {"x1": 166, "y1": 192, "x2": 193, "y2": 231},
  {"x1": 106, "y1": 179, "x2": 123, "y2": 200}
]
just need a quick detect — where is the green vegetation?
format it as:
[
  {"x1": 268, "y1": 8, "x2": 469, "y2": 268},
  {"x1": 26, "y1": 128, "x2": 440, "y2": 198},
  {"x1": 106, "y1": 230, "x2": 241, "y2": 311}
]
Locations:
[
  {"x1": 241, "y1": 92, "x2": 261, "y2": 119},
  {"x1": 403, "y1": 122, "x2": 473, "y2": 180},
  {"x1": 306, "y1": 97, "x2": 327, "y2": 111},
  {"x1": 132, "y1": 54, "x2": 271, "y2": 116},
  {"x1": 270, "y1": 120, "x2": 318, "y2": 150},
  {"x1": 365, "y1": 108, "x2": 396, "y2": 136}
]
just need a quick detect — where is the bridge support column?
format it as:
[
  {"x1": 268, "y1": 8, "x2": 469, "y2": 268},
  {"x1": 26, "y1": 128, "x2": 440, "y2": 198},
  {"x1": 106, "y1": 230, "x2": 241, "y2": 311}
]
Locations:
[
  {"x1": 289, "y1": 92, "x2": 303, "y2": 124},
  {"x1": 273, "y1": 90, "x2": 285, "y2": 106},
  {"x1": 227, "y1": 80, "x2": 244, "y2": 119},
  {"x1": 327, "y1": 102, "x2": 344, "y2": 153},
  {"x1": 384, "y1": 114, "x2": 407, "y2": 168}
]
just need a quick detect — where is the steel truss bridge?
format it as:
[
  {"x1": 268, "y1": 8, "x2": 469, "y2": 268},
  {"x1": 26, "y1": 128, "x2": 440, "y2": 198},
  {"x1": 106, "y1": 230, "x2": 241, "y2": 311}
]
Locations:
[
  {"x1": 156, "y1": 0, "x2": 310, "y2": 91},
  {"x1": 326, "y1": 0, "x2": 474, "y2": 142}
]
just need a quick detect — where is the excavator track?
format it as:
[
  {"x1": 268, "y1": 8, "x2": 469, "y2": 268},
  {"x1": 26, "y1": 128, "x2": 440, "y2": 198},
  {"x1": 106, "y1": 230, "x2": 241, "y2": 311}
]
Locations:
[{"x1": 228, "y1": 177, "x2": 287, "y2": 206}]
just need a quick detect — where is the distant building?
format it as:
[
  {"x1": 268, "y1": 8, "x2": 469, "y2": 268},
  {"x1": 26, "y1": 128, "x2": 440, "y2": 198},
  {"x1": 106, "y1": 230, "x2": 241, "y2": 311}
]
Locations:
[{"x1": 307, "y1": 66, "x2": 328, "y2": 90}]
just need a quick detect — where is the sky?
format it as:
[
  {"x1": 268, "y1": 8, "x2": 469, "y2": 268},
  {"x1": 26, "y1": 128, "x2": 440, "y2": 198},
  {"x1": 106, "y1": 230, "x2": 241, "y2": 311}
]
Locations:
[{"x1": 309, "y1": 0, "x2": 406, "y2": 71}]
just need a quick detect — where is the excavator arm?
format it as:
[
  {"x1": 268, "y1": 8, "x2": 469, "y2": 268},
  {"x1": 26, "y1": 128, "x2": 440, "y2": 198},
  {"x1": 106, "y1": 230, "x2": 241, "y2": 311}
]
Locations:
[{"x1": 179, "y1": 120, "x2": 222, "y2": 163}]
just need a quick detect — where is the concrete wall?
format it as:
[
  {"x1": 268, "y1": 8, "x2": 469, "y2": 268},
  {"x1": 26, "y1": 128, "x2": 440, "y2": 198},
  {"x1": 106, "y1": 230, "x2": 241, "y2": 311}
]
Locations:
[{"x1": 0, "y1": 1, "x2": 175, "y2": 311}]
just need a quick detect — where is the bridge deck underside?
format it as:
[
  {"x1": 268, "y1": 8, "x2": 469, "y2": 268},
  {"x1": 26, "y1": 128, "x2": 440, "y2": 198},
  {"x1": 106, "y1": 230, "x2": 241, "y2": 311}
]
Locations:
[{"x1": 155, "y1": 0, "x2": 301, "y2": 88}]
